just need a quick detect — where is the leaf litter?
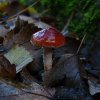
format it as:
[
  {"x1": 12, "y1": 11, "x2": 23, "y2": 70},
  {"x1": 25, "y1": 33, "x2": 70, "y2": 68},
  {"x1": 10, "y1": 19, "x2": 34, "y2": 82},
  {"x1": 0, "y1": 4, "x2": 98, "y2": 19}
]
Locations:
[{"x1": 0, "y1": 0, "x2": 99, "y2": 99}]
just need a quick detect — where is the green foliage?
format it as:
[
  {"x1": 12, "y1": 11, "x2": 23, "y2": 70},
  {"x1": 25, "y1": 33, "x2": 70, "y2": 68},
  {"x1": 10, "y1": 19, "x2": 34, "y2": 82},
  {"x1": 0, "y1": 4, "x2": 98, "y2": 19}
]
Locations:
[
  {"x1": 18, "y1": 0, "x2": 100, "y2": 43},
  {"x1": 19, "y1": 0, "x2": 33, "y2": 6}
]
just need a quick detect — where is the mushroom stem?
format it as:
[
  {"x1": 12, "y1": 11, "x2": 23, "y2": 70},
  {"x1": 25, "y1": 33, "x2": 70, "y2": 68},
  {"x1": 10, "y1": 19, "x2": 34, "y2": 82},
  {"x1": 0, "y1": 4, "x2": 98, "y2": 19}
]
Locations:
[{"x1": 43, "y1": 47, "x2": 52, "y2": 72}]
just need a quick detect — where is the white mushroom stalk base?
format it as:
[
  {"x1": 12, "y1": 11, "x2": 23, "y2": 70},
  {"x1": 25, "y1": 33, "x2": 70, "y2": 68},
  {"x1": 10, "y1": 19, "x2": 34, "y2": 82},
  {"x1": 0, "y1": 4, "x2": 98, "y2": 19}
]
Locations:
[{"x1": 43, "y1": 47, "x2": 52, "y2": 72}]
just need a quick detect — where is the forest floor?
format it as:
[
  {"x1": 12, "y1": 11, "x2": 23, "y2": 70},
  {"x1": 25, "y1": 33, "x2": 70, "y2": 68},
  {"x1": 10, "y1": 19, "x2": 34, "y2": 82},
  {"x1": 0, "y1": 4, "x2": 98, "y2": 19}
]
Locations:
[{"x1": 0, "y1": 1, "x2": 100, "y2": 100}]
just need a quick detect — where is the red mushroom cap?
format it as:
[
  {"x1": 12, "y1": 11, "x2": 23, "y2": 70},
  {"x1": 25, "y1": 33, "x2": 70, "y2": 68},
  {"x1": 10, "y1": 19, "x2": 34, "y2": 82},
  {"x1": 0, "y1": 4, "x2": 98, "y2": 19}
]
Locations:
[{"x1": 31, "y1": 28, "x2": 65, "y2": 48}]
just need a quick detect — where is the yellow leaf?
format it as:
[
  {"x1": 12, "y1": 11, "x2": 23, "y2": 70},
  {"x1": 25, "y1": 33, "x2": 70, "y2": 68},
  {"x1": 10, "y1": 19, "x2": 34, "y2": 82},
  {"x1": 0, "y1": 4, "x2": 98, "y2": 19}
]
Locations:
[
  {"x1": 28, "y1": 6, "x2": 37, "y2": 14},
  {"x1": 0, "y1": 2, "x2": 8, "y2": 12}
]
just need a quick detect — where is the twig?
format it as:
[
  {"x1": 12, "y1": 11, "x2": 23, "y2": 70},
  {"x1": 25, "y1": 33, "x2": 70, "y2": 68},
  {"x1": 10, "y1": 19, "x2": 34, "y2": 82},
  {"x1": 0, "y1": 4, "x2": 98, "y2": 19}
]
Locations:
[
  {"x1": 40, "y1": 9, "x2": 49, "y2": 16},
  {"x1": 0, "y1": 92, "x2": 52, "y2": 100},
  {"x1": 0, "y1": 93, "x2": 25, "y2": 97},
  {"x1": 61, "y1": 11, "x2": 74, "y2": 34},
  {"x1": 83, "y1": 0, "x2": 91, "y2": 10},
  {"x1": 0, "y1": 0, "x2": 40, "y2": 24},
  {"x1": 75, "y1": 22, "x2": 92, "y2": 55},
  {"x1": 0, "y1": 89, "x2": 53, "y2": 100},
  {"x1": 76, "y1": 32, "x2": 87, "y2": 54},
  {"x1": 21, "y1": 89, "x2": 53, "y2": 100}
]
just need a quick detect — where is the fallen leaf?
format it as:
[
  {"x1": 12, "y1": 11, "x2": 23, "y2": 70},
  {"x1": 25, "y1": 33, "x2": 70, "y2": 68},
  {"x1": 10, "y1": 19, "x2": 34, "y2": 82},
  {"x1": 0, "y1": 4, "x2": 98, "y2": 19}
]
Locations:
[
  {"x1": 4, "y1": 1, "x2": 26, "y2": 16},
  {"x1": 0, "y1": 44, "x2": 7, "y2": 53},
  {"x1": 4, "y1": 45, "x2": 33, "y2": 73},
  {"x1": 0, "y1": 25, "x2": 9, "y2": 37},
  {"x1": 89, "y1": 42, "x2": 100, "y2": 70},
  {"x1": 40, "y1": 16, "x2": 56, "y2": 27},
  {"x1": 53, "y1": 37, "x2": 82, "y2": 57},
  {"x1": 0, "y1": 69, "x2": 55, "y2": 100},
  {"x1": 19, "y1": 15, "x2": 52, "y2": 29},
  {"x1": 3, "y1": 18, "x2": 39, "y2": 49},
  {"x1": 82, "y1": 42, "x2": 100, "y2": 94},
  {"x1": 43, "y1": 54, "x2": 82, "y2": 87},
  {"x1": 0, "y1": 1, "x2": 8, "y2": 12},
  {"x1": 0, "y1": 55, "x2": 16, "y2": 79},
  {"x1": 88, "y1": 80, "x2": 100, "y2": 95},
  {"x1": 3, "y1": 30, "x2": 15, "y2": 49},
  {"x1": 54, "y1": 86, "x2": 87, "y2": 100}
]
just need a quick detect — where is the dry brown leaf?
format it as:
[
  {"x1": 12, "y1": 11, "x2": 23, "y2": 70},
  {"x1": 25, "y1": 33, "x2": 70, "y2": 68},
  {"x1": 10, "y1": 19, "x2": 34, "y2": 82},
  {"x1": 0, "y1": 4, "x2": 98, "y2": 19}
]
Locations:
[
  {"x1": 0, "y1": 25, "x2": 10, "y2": 37},
  {"x1": 3, "y1": 19, "x2": 39, "y2": 48},
  {"x1": 19, "y1": 15, "x2": 52, "y2": 29},
  {"x1": 3, "y1": 30, "x2": 15, "y2": 49},
  {"x1": 2, "y1": 14, "x2": 55, "y2": 50},
  {"x1": 0, "y1": 37, "x2": 4, "y2": 44},
  {"x1": 43, "y1": 54, "x2": 82, "y2": 87},
  {"x1": 4, "y1": 1, "x2": 26, "y2": 17},
  {"x1": 2, "y1": 20, "x2": 42, "y2": 73},
  {"x1": 0, "y1": 69, "x2": 55, "y2": 100},
  {"x1": 0, "y1": 55, "x2": 16, "y2": 79},
  {"x1": 40, "y1": 16, "x2": 56, "y2": 27},
  {"x1": 54, "y1": 37, "x2": 82, "y2": 56}
]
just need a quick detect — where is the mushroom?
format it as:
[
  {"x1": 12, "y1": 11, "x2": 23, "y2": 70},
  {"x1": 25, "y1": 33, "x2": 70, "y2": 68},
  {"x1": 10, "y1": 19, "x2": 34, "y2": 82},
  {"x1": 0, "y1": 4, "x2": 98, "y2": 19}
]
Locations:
[{"x1": 30, "y1": 28, "x2": 65, "y2": 72}]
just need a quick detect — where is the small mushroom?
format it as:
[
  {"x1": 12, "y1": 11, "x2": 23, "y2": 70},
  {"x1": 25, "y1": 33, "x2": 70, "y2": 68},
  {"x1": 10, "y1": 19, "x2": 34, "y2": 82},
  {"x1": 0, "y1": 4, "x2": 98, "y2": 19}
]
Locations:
[{"x1": 30, "y1": 28, "x2": 65, "y2": 73}]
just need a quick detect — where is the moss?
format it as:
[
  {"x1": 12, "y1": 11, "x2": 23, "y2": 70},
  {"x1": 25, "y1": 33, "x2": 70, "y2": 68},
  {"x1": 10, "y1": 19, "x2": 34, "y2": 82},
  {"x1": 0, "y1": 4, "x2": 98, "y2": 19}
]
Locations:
[{"x1": 13, "y1": 0, "x2": 100, "y2": 43}]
